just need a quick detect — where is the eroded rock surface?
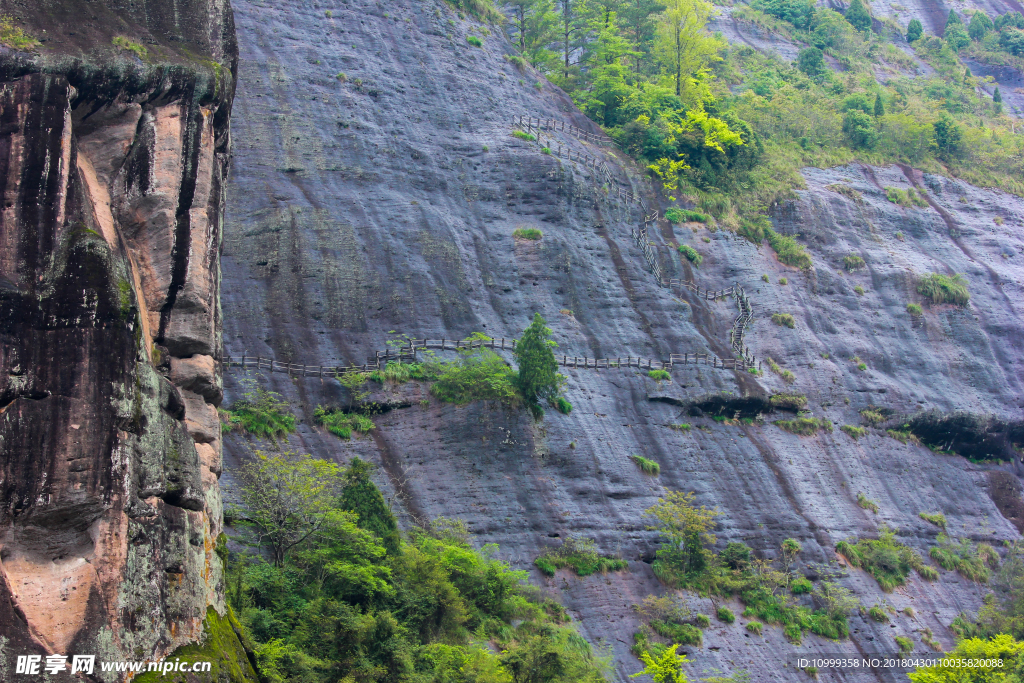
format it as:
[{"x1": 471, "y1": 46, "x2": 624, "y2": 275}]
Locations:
[
  {"x1": 0, "y1": 2, "x2": 250, "y2": 679},
  {"x1": 218, "y1": 1, "x2": 1024, "y2": 681}
]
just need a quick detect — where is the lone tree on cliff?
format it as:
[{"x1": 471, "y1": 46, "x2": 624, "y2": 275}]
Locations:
[{"x1": 514, "y1": 313, "x2": 560, "y2": 406}]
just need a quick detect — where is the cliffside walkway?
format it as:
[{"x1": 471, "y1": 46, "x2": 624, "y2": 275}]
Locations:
[
  {"x1": 514, "y1": 116, "x2": 760, "y2": 370},
  {"x1": 222, "y1": 336, "x2": 756, "y2": 379}
]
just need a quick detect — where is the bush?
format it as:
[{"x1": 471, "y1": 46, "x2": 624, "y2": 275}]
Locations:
[
  {"x1": 772, "y1": 313, "x2": 796, "y2": 328},
  {"x1": 430, "y1": 344, "x2": 521, "y2": 406},
  {"x1": 929, "y1": 534, "x2": 992, "y2": 582},
  {"x1": 0, "y1": 15, "x2": 38, "y2": 50},
  {"x1": 779, "y1": 277, "x2": 788, "y2": 285},
  {"x1": 746, "y1": 621, "x2": 763, "y2": 635},
  {"x1": 665, "y1": 207, "x2": 710, "y2": 223},
  {"x1": 887, "y1": 429, "x2": 920, "y2": 444},
  {"x1": 836, "y1": 526, "x2": 934, "y2": 591},
  {"x1": 677, "y1": 244, "x2": 703, "y2": 265},
  {"x1": 843, "y1": 255, "x2": 866, "y2": 271},
  {"x1": 314, "y1": 407, "x2": 375, "y2": 439},
  {"x1": 842, "y1": 425, "x2": 868, "y2": 439},
  {"x1": 512, "y1": 227, "x2": 544, "y2": 240},
  {"x1": 896, "y1": 635, "x2": 914, "y2": 654},
  {"x1": 765, "y1": 228, "x2": 812, "y2": 269},
  {"x1": 695, "y1": 613, "x2": 711, "y2": 627},
  {"x1": 631, "y1": 455, "x2": 661, "y2": 476},
  {"x1": 512, "y1": 130, "x2": 536, "y2": 142},
  {"x1": 919, "y1": 512, "x2": 947, "y2": 529},
  {"x1": 369, "y1": 361, "x2": 436, "y2": 384},
  {"x1": 886, "y1": 187, "x2": 928, "y2": 207},
  {"x1": 505, "y1": 54, "x2": 527, "y2": 70},
  {"x1": 917, "y1": 273, "x2": 969, "y2": 306},
  {"x1": 868, "y1": 605, "x2": 889, "y2": 622},
  {"x1": 535, "y1": 535, "x2": 628, "y2": 577},
  {"x1": 553, "y1": 396, "x2": 572, "y2": 414},
  {"x1": 466, "y1": 35, "x2": 483, "y2": 47},
  {"x1": 769, "y1": 393, "x2": 807, "y2": 411},
  {"x1": 652, "y1": 619, "x2": 703, "y2": 646},
  {"x1": 718, "y1": 606, "x2": 736, "y2": 623},
  {"x1": 670, "y1": 423, "x2": 691, "y2": 432},
  {"x1": 112, "y1": 36, "x2": 147, "y2": 59},
  {"x1": 648, "y1": 369, "x2": 671, "y2": 381},
  {"x1": 860, "y1": 407, "x2": 888, "y2": 426},
  {"x1": 854, "y1": 285, "x2": 865, "y2": 295},
  {"x1": 774, "y1": 417, "x2": 832, "y2": 435},
  {"x1": 222, "y1": 385, "x2": 296, "y2": 440},
  {"x1": 791, "y1": 577, "x2": 813, "y2": 594},
  {"x1": 857, "y1": 363, "x2": 867, "y2": 371},
  {"x1": 857, "y1": 493, "x2": 879, "y2": 513}
]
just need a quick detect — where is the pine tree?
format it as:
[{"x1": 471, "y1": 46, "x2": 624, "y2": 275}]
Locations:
[
  {"x1": 513, "y1": 313, "x2": 560, "y2": 405},
  {"x1": 340, "y1": 457, "x2": 400, "y2": 554},
  {"x1": 944, "y1": 9, "x2": 962, "y2": 31},
  {"x1": 994, "y1": 86, "x2": 1003, "y2": 114},
  {"x1": 907, "y1": 18, "x2": 923, "y2": 42},
  {"x1": 968, "y1": 11, "x2": 993, "y2": 41},
  {"x1": 845, "y1": 0, "x2": 872, "y2": 32},
  {"x1": 873, "y1": 93, "x2": 884, "y2": 117}
]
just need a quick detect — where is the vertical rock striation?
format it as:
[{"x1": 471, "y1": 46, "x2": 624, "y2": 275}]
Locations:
[{"x1": 0, "y1": 2, "x2": 252, "y2": 677}]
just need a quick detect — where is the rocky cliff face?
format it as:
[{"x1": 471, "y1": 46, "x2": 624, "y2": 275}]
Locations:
[
  {"x1": 0, "y1": 2, "x2": 252, "y2": 678},
  {"x1": 218, "y1": 0, "x2": 1024, "y2": 680}
]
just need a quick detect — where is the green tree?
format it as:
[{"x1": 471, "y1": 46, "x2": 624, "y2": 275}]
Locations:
[
  {"x1": 944, "y1": 9, "x2": 962, "y2": 31},
  {"x1": 844, "y1": 0, "x2": 871, "y2": 32},
  {"x1": 873, "y1": 92, "x2": 884, "y2": 117},
  {"x1": 513, "y1": 313, "x2": 560, "y2": 405},
  {"x1": 654, "y1": 0, "x2": 722, "y2": 99},
  {"x1": 629, "y1": 643, "x2": 689, "y2": 683},
  {"x1": 1001, "y1": 27, "x2": 1024, "y2": 56},
  {"x1": 933, "y1": 113, "x2": 963, "y2": 157},
  {"x1": 908, "y1": 635, "x2": 1024, "y2": 682},
  {"x1": 647, "y1": 490, "x2": 720, "y2": 574},
  {"x1": 619, "y1": 0, "x2": 668, "y2": 74},
  {"x1": 945, "y1": 21, "x2": 970, "y2": 51},
  {"x1": 906, "y1": 18, "x2": 922, "y2": 42},
  {"x1": 508, "y1": 0, "x2": 559, "y2": 68},
  {"x1": 583, "y1": 14, "x2": 641, "y2": 125},
  {"x1": 796, "y1": 46, "x2": 824, "y2": 76},
  {"x1": 994, "y1": 86, "x2": 1003, "y2": 114},
  {"x1": 968, "y1": 10, "x2": 992, "y2": 41},
  {"x1": 842, "y1": 109, "x2": 876, "y2": 148},
  {"x1": 239, "y1": 451, "x2": 346, "y2": 566},
  {"x1": 340, "y1": 457, "x2": 401, "y2": 555},
  {"x1": 557, "y1": 0, "x2": 588, "y2": 80}
]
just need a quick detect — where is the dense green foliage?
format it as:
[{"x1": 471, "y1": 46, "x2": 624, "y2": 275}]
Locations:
[
  {"x1": 430, "y1": 343, "x2": 522, "y2": 405},
  {"x1": 647, "y1": 493, "x2": 852, "y2": 643},
  {"x1": 230, "y1": 457, "x2": 608, "y2": 683},
  {"x1": 677, "y1": 243, "x2": 702, "y2": 264},
  {"x1": 513, "y1": 314, "x2": 562, "y2": 409},
  {"x1": 631, "y1": 454, "x2": 661, "y2": 475},
  {"x1": 535, "y1": 535, "x2": 629, "y2": 576},
  {"x1": 0, "y1": 15, "x2": 38, "y2": 50},
  {"x1": 917, "y1": 272, "x2": 970, "y2": 306},
  {"x1": 929, "y1": 534, "x2": 998, "y2": 582},
  {"x1": 314, "y1": 406, "x2": 375, "y2": 439},
  {"x1": 513, "y1": 227, "x2": 543, "y2": 240},
  {"x1": 222, "y1": 384, "x2": 297, "y2": 440},
  {"x1": 836, "y1": 526, "x2": 937, "y2": 591},
  {"x1": 503, "y1": 0, "x2": 1024, "y2": 245},
  {"x1": 771, "y1": 312, "x2": 795, "y2": 328}
]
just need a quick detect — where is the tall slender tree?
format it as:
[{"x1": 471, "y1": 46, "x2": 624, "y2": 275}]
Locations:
[
  {"x1": 507, "y1": 0, "x2": 558, "y2": 68},
  {"x1": 654, "y1": 0, "x2": 720, "y2": 99},
  {"x1": 620, "y1": 0, "x2": 667, "y2": 75}
]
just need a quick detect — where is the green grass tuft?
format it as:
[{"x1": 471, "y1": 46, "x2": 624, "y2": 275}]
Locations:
[
  {"x1": 112, "y1": 35, "x2": 147, "y2": 59},
  {"x1": 843, "y1": 255, "x2": 866, "y2": 271},
  {"x1": 766, "y1": 228, "x2": 812, "y2": 270},
  {"x1": 313, "y1": 406, "x2": 375, "y2": 439},
  {"x1": 0, "y1": 15, "x2": 38, "y2": 50},
  {"x1": 717, "y1": 606, "x2": 735, "y2": 623},
  {"x1": 677, "y1": 244, "x2": 703, "y2": 265},
  {"x1": 857, "y1": 493, "x2": 879, "y2": 513},
  {"x1": 648, "y1": 369, "x2": 671, "y2": 381},
  {"x1": 221, "y1": 386, "x2": 296, "y2": 440},
  {"x1": 772, "y1": 313, "x2": 796, "y2": 328},
  {"x1": 466, "y1": 35, "x2": 483, "y2": 47},
  {"x1": 919, "y1": 512, "x2": 947, "y2": 529},
  {"x1": 512, "y1": 227, "x2": 542, "y2": 240},
  {"x1": 512, "y1": 130, "x2": 536, "y2": 142},
  {"x1": 917, "y1": 273, "x2": 970, "y2": 306},
  {"x1": 535, "y1": 536, "x2": 628, "y2": 577},
  {"x1": 631, "y1": 454, "x2": 661, "y2": 476},
  {"x1": 774, "y1": 417, "x2": 832, "y2": 436},
  {"x1": 836, "y1": 526, "x2": 934, "y2": 591},
  {"x1": 841, "y1": 425, "x2": 868, "y2": 439},
  {"x1": 665, "y1": 207, "x2": 710, "y2": 223},
  {"x1": 769, "y1": 393, "x2": 807, "y2": 411}
]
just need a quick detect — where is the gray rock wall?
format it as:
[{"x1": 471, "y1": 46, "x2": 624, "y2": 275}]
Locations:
[{"x1": 220, "y1": 0, "x2": 1024, "y2": 681}]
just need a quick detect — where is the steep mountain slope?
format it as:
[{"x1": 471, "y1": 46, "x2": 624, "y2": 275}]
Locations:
[
  {"x1": 220, "y1": 0, "x2": 1024, "y2": 681},
  {"x1": 0, "y1": 1, "x2": 255, "y2": 679}
]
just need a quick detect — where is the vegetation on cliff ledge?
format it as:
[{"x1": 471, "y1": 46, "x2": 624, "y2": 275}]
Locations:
[{"x1": 227, "y1": 453, "x2": 608, "y2": 683}]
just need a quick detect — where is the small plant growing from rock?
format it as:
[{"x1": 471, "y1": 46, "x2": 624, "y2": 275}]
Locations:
[
  {"x1": 906, "y1": 303, "x2": 923, "y2": 315},
  {"x1": 857, "y1": 493, "x2": 879, "y2": 513},
  {"x1": 919, "y1": 512, "x2": 947, "y2": 529},
  {"x1": 769, "y1": 393, "x2": 807, "y2": 411},
  {"x1": 791, "y1": 576, "x2": 813, "y2": 594},
  {"x1": 779, "y1": 277, "x2": 788, "y2": 285},
  {"x1": 336, "y1": 72, "x2": 347, "y2": 81},
  {"x1": 762, "y1": 274, "x2": 770, "y2": 282},
  {"x1": 112, "y1": 36, "x2": 147, "y2": 59},
  {"x1": 513, "y1": 227, "x2": 542, "y2": 240},
  {"x1": 895, "y1": 231, "x2": 905, "y2": 241},
  {"x1": 854, "y1": 285, "x2": 865, "y2": 295},
  {"x1": 896, "y1": 635, "x2": 914, "y2": 654},
  {"x1": 631, "y1": 454, "x2": 660, "y2": 475},
  {"x1": 841, "y1": 425, "x2": 867, "y2": 439},
  {"x1": 774, "y1": 417, "x2": 832, "y2": 435},
  {"x1": 843, "y1": 255, "x2": 866, "y2": 271},
  {"x1": 669, "y1": 423, "x2": 691, "y2": 431},
  {"x1": 677, "y1": 244, "x2": 702, "y2": 265},
  {"x1": 717, "y1": 606, "x2": 735, "y2": 623},
  {"x1": 917, "y1": 273, "x2": 969, "y2": 306},
  {"x1": 325, "y1": 9, "x2": 332, "y2": 17},
  {"x1": 540, "y1": 147, "x2": 551, "y2": 154},
  {"x1": 868, "y1": 605, "x2": 889, "y2": 622},
  {"x1": 535, "y1": 535, "x2": 627, "y2": 577},
  {"x1": 772, "y1": 313, "x2": 796, "y2": 328},
  {"x1": 467, "y1": 35, "x2": 483, "y2": 47},
  {"x1": 746, "y1": 621, "x2": 763, "y2": 635},
  {"x1": 512, "y1": 130, "x2": 536, "y2": 142},
  {"x1": 648, "y1": 369, "x2": 671, "y2": 381},
  {"x1": 0, "y1": 15, "x2": 38, "y2": 50}
]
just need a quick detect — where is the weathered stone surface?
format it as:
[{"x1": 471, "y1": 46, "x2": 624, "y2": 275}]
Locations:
[
  {"x1": 218, "y1": 1, "x2": 1024, "y2": 681},
  {"x1": 0, "y1": 2, "x2": 244, "y2": 678}
]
